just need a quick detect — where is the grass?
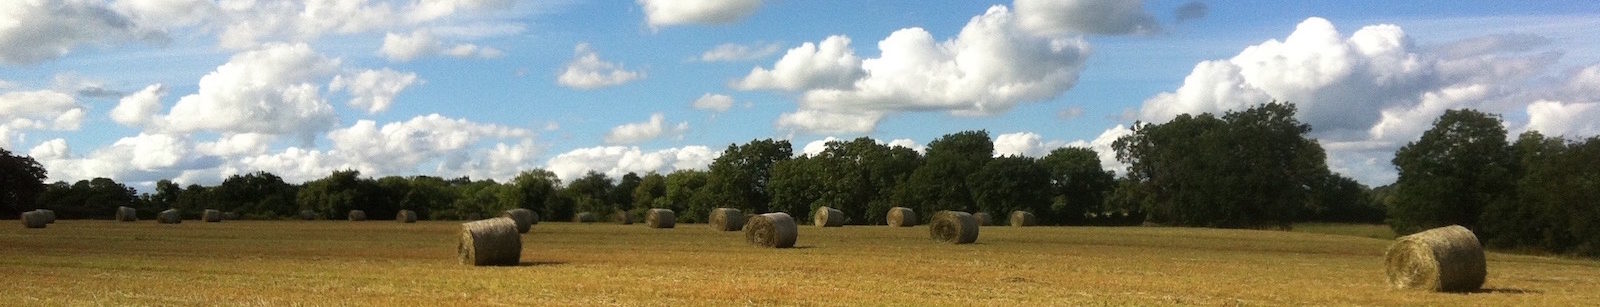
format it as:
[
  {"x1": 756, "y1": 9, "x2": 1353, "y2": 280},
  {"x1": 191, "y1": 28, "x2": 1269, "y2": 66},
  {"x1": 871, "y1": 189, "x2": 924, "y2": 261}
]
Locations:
[
  {"x1": 1292, "y1": 222, "x2": 1397, "y2": 240},
  {"x1": 4, "y1": 221, "x2": 1599, "y2": 305}
]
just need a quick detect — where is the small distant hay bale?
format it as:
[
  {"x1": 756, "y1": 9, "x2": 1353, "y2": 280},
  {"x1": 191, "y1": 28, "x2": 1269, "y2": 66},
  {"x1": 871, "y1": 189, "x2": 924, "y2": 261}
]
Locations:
[
  {"x1": 222, "y1": 211, "x2": 240, "y2": 220},
  {"x1": 158, "y1": 209, "x2": 182, "y2": 224},
  {"x1": 973, "y1": 212, "x2": 991, "y2": 226},
  {"x1": 646, "y1": 208, "x2": 676, "y2": 229},
  {"x1": 348, "y1": 210, "x2": 367, "y2": 221},
  {"x1": 458, "y1": 217, "x2": 522, "y2": 266},
  {"x1": 396, "y1": 210, "x2": 418, "y2": 223},
  {"x1": 38, "y1": 209, "x2": 55, "y2": 224},
  {"x1": 21, "y1": 211, "x2": 47, "y2": 228},
  {"x1": 929, "y1": 211, "x2": 979, "y2": 244},
  {"x1": 1009, "y1": 211, "x2": 1037, "y2": 227},
  {"x1": 744, "y1": 212, "x2": 797, "y2": 248},
  {"x1": 574, "y1": 212, "x2": 598, "y2": 223},
  {"x1": 115, "y1": 206, "x2": 137, "y2": 222},
  {"x1": 612, "y1": 210, "x2": 633, "y2": 225},
  {"x1": 1385, "y1": 225, "x2": 1487, "y2": 292},
  {"x1": 813, "y1": 206, "x2": 844, "y2": 227},
  {"x1": 709, "y1": 208, "x2": 745, "y2": 231},
  {"x1": 203, "y1": 209, "x2": 223, "y2": 222},
  {"x1": 299, "y1": 210, "x2": 317, "y2": 220},
  {"x1": 887, "y1": 207, "x2": 917, "y2": 227},
  {"x1": 501, "y1": 209, "x2": 534, "y2": 233}
]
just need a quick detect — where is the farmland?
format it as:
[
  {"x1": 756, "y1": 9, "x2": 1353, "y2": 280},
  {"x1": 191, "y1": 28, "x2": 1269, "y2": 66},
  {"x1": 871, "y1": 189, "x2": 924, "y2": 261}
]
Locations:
[{"x1": 4, "y1": 221, "x2": 1598, "y2": 306}]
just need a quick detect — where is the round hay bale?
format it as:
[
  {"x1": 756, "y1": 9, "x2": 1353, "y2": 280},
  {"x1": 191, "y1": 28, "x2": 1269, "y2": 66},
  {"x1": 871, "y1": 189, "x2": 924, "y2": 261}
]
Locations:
[
  {"x1": 1009, "y1": 211, "x2": 1037, "y2": 227},
  {"x1": 38, "y1": 209, "x2": 55, "y2": 224},
  {"x1": 813, "y1": 206, "x2": 844, "y2": 227},
  {"x1": 612, "y1": 210, "x2": 633, "y2": 225},
  {"x1": 574, "y1": 212, "x2": 597, "y2": 223},
  {"x1": 645, "y1": 208, "x2": 676, "y2": 229},
  {"x1": 887, "y1": 207, "x2": 917, "y2": 227},
  {"x1": 158, "y1": 209, "x2": 182, "y2": 224},
  {"x1": 21, "y1": 211, "x2": 47, "y2": 228},
  {"x1": 501, "y1": 209, "x2": 534, "y2": 233},
  {"x1": 396, "y1": 210, "x2": 418, "y2": 223},
  {"x1": 348, "y1": 210, "x2": 367, "y2": 221},
  {"x1": 929, "y1": 211, "x2": 979, "y2": 244},
  {"x1": 115, "y1": 206, "x2": 137, "y2": 222},
  {"x1": 709, "y1": 208, "x2": 745, "y2": 231},
  {"x1": 203, "y1": 209, "x2": 223, "y2": 222},
  {"x1": 222, "y1": 211, "x2": 240, "y2": 220},
  {"x1": 458, "y1": 217, "x2": 522, "y2": 266},
  {"x1": 1385, "y1": 225, "x2": 1487, "y2": 292},
  {"x1": 299, "y1": 210, "x2": 317, "y2": 220},
  {"x1": 744, "y1": 212, "x2": 797, "y2": 248},
  {"x1": 973, "y1": 212, "x2": 991, "y2": 226}
]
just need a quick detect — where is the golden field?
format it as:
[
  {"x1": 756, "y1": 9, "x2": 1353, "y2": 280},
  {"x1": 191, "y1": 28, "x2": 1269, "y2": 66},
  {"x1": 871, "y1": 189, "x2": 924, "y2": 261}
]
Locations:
[{"x1": 3, "y1": 220, "x2": 1597, "y2": 306}]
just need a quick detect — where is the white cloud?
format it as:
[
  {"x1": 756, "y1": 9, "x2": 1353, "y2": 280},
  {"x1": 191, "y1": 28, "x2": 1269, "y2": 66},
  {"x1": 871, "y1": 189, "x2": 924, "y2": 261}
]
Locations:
[
  {"x1": 699, "y1": 42, "x2": 781, "y2": 62},
  {"x1": 557, "y1": 43, "x2": 644, "y2": 90},
  {"x1": 0, "y1": 90, "x2": 86, "y2": 147},
  {"x1": 330, "y1": 68, "x2": 422, "y2": 114},
  {"x1": 800, "y1": 137, "x2": 840, "y2": 156},
  {"x1": 691, "y1": 93, "x2": 735, "y2": 112},
  {"x1": 407, "y1": 0, "x2": 513, "y2": 23},
  {"x1": 441, "y1": 43, "x2": 503, "y2": 59},
  {"x1": 31, "y1": 133, "x2": 219, "y2": 185},
  {"x1": 605, "y1": 113, "x2": 689, "y2": 145},
  {"x1": 112, "y1": 0, "x2": 218, "y2": 29},
  {"x1": 545, "y1": 145, "x2": 720, "y2": 182},
  {"x1": 775, "y1": 110, "x2": 884, "y2": 135},
  {"x1": 163, "y1": 43, "x2": 340, "y2": 140},
  {"x1": 325, "y1": 114, "x2": 532, "y2": 175},
  {"x1": 0, "y1": 1, "x2": 155, "y2": 65},
  {"x1": 1014, "y1": 0, "x2": 1159, "y2": 36},
  {"x1": 380, "y1": 30, "x2": 502, "y2": 62},
  {"x1": 1526, "y1": 100, "x2": 1600, "y2": 138},
  {"x1": 638, "y1": 0, "x2": 762, "y2": 29},
  {"x1": 110, "y1": 84, "x2": 167, "y2": 127},
  {"x1": 734, "y1": 36, "x2": 862, "y2": 91},
  {"x1": 215, "y1": 0, "x2": 397, "y2": 49},
  {"x1": 196, "y1": 133, "x2": 275, "y2": 157},
  {"x1": 886, "y1": 139, "x2": 924, "y2": 153},
  {"x1": 993, "y1": 131, "x2": 1068, "y2": 157}
]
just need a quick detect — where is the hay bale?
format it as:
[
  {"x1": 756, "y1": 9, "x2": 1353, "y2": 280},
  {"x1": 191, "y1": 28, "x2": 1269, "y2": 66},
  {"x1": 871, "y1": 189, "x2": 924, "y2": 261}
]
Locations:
[
  {"x1": 929, "y1": 211, "x2": 979, "y2": 244},
  {"x1": 709, "y1": 208, "x2": 745, "y2": 231},
  {"x1": 38, "y1": 209, "x2": 55, "y2": 224},
  {"x1": 300, "y1": 210, "x2": 317, "y2": 220},
  {"x1": 203, "y1": 209, "x2": 223, "y2": 222},
  {"x1": 21, "y1": 211, "x2": 47, "y2": 228},
  {"x1": 887, "y1": 207, "x2": 917, "y2": 227},
  {"x1": 397, "y1": 210, "x2": 418, "y2": 223},
  {"x1": 348, "y1": 210, "x2": 367, "y2": 221},
  {"x1": 574, "y1": 212, "x2": 597, "y2": 223},
  {"x1": 744, "y1": 212, "x2": 797, "y2": 248},
  {"x1": 813, "y1": 206, "x2": 844, "y2": 227},
  {"x1": 158, "y1": 209, "x2": 182, "y2": 224},
  {"x1": 973, "y1": 212, "x2": 991, "y2": 226},
  {"x1": 501, "y1": 209, "x2": 534, "y2": 233},
  {"x1": 115, "y1": 206, "x2": 137, "y2": 222},
  {"x1": 1009, "y1": 211, "x2": 1037, "y2": 227},
  {"x1": 1384, "y1": 225, "x2": 1487, "y2": 292},
  {"x1": 457, "y1": 217, "x2": 522, "y2": 266},
  {"x1": 612, "y1": 210, "x2": 633, "y2": 225},
  {"x1": 646, "y1": 208, "x2": 676, "y2": 229},
  {"x1": 222, "y1": 211, "x2": 240, "y2": 220}
]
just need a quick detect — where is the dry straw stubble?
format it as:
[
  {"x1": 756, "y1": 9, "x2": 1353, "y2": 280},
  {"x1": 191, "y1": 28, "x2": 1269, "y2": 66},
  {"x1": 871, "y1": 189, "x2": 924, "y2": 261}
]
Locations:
[
  {"x1": 745, "y1": 212, "x2": 798, "y2": 248},
  {"x1": 1384, "y1": 225, "x2": 1487, "y2": 292},
  {"x1": 158, "y1": 209, "x2": 182, "y2": 224},
  {"x1": 814, "y1": 206, "x2": 844, "y2": 227},
  {"x1": 887, "y1": 207, "x2": 917, "y2": 227},
  {"x1": 502, "y1": 209, "x2": 534, "y2": 233},
  {"x1": 709, "y1": 208, "x2": 745, "y2": 231},
  {"x1": 458, "y1": 217, "x2": 522, "y2": 266},
  {"x1": 646, "y1": 208, "x2": 675, "y2": 229},
  {"x1": 929, "y1": 211, "x2": 979, "y2": 244}
]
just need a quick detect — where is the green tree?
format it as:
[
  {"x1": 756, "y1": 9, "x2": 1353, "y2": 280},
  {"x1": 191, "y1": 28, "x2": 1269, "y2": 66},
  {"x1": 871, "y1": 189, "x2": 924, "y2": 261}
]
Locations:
[
  {"x1": 1303, "y1": 174, "x2": 1384, "y2": 223},
  {"x1": 769, "y1": 156, "x2": 824, "y2": 223},
  {"x1": 1039, "y1": 147, "x2": 1115, "y2": 225},
  {"x1": 213, "y1": 171, "x2": 298, "y2": 218},
  {"x1": 967, "y1": 156, "x2": 1053, "y2": 223},
  {"x1": 297, "y1": 170, "x2": 386, "y2": 220},
  {"x1": 509, "y1": 170, "x2": 561, "y2": 219},
  {"x1": 705, "y1": 139, "x2": 793, "y2": 214},
  {"x1": 0, "y1": 147, "x2": 47, "y2": 216},
  {"x1": 564, "y1": 171, "x2": 615, "y2": 215},
  {"x1": 611, "y1": 172, "x2": 643, "y2": 212},
  {"x1": 1389, "y1": 109, "x2": 1514, "y2": 235},
  {"x1": 633, "y1": 172, "x2": 667, "y2": 210},
  {"x1": 35, "y1": 177, "x2": 136, "y2": 219},
  {"x1": 664, "y1": 169, "x2": 713, "y2": 223},
  {"x1": 811, "y1": 137, "x2": 923, "y2": 225},
  {"x1": 899, "y1": 131, "x2": 992, "y2": 216}
]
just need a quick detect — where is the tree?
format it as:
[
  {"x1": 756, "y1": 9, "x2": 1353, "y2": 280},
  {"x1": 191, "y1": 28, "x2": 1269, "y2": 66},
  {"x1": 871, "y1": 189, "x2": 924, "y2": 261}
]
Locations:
[
  {"x1": 1389, "y1": 109, "x2": 1514, "y2": 235},
  {"x1": 297, "y1": 170, "x2": 386, "y2": 220},
  {"x1": 967, "y1": 156, "x2": 1053, "y2": 224},
  {"x1": 705, "y1": 139, "x2": 792, "y2": 214},
  {"x1": 611, "y1": 172, "x2": 643, "y2": 213},
  {"x1": 768, "y1": 156, "x2": 824, "y2": 223},
  {"x1": 564, "y1": 171, "x2": 615, "y2": 215},
  {"x1": 899, "y1": 131, "x2": 992, "y2": 216},
  {"x1": 1039, "y1": 147, "x2": 1114, "y2": 225},
  {"x1": 213, "y1": 171, "x2": 298, "y2": 218},
  {"x1": 812, "y1": 137, "x2": 923, "y2": 225},
  {"x1": 664, "y1": 169, "x2": 713, "y2": 223},
  {"x1": 35, "y1": 177, "x2": 136, "y2": 219},
  {"x1": 633, "y1": 172, "x2": 667, "y2": 210},
  {"x1": 1303, "y1": 174, "x2": 1384, "y2": 223},
  {"x1": 0, "y1": 147, "x2": 47, "y2": 216},
  {"x1": 509, "y1": 170, "x2": 560, "y2": 219}
]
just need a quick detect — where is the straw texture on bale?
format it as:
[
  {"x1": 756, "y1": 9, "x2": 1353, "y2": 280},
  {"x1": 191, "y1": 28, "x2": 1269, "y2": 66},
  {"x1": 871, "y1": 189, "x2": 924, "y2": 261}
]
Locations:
[
  {"x1": 21, "y1": 211, "x2": 47, "y2": 228},
  {"x1": 158, "y1": 209, "x2": 182, "y2": 224},
  {"x1": 115, "y1": 206, "x2": 137, "y2": 222},
  {"x1": 457, "y1": 217, "x2": 522, "y2": 266},
  {"x1": 300, "y1": 210, "x2": 317, "y2": 220},
  {"x1": 930, "y1": 211, "x2": 979, "y2": 244},
  {"x1": 744, "y1": 212, "x2": 797, "y2": 248},
  {"x1": 613, "y1": 210, "x2": 633, "y2": 225},
  {"x1": 574, "y1": 212, "x2": 597, "y2": 223},
  {"x1": 397, "y1": 210, "x2": 418, "y2": 223},
  {"x1": 222, "y1": 211, "x2": 240, "y2": 220},
  {"x1": 348, "y1": 210, "x2": 367, "y2": 221},
  {"x1": 203, "y1": 209, "x2": 223, "y2": 222},
  {"x1": 1009, "y1": 211, "x2": 1037, "y2": 227},
  {"x1": 709, "y1": 208, "x2": 745, "y2": 231},
  {"x1": 38, "y1": 209, "x2": 55, "y2": 224},
  {"x1": 814, "y1": 206, "x2": 844, "y2": 227},
  {"x1": 501, "y1": 209, "x2": 534, "y2": 233},
  {"x1": 973, "y1": 212, "x2": 991, "y2": 226},
  {"x1": 887, "y1": 207, "x2": 917, "y2": 227},
  {"x1": 645, "y1": 208, "x2": 676, "y2": 229},
  {"x1": 1384, "y1": 225, "x2": 1487, "y2": 292}
]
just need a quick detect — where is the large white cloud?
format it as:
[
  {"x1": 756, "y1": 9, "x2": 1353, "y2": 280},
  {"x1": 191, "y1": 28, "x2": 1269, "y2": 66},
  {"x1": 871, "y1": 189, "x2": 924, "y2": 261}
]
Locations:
[
  {"x1": 545, "y1": 145, "x2": 720, "y2": 182},
  {"x1": 0, "y1": 90, "x2": 86, "y2": 147},
  {"x1": 325, "y1": 114, "x2": 532, "y2": 175},
  {"x1": 0, "y1": 0, "x2": 156, "y2": 65},
  {"x1": 1013, "y1": 0, "x2": 1159, "y2": 36},
  {"x1": 605, "y1": 113, "x2": 689, "y2": 145},
  {"x1": 734, "y1": 36, "x2": 863, "y2": 91},
  {"x1": 638, "y1": 0, "x2": 762, "y2": 29},
  {"x1": 330, "y1": 68, "x2": 422, "y2": 114},
  {"x1": 993, "y1": 131, "x2": 1068, "y2": 157},
  {"x1": 163, "y1": 43, "x2": 340, "y2": 140},
  {"x1": 110, "y1": 84, "x2": 166, "y2": 127},
  {"x1": 557, "y1": 43, "x2": 644, "y2": 90}
]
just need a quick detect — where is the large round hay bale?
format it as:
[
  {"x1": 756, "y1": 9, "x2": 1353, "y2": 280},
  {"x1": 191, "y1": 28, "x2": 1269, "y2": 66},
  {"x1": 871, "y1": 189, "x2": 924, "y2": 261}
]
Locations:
[
  {"x1": 813, "y1": 206, "x2": 844, "y2": 227},
  {"x1": 1009, "y1": 211, "x2": 1037, "y2": 227},
  {"x1": 929, "y1": 211, "x2": 979, "y2": 244},
  {"x1": 1384, "y1": 225, "x2": 1487, "y2": 292},
  {"x1": 222, "y1": 211, "x2": 240, "y2": 220},
  {"x1": 645, "y1": 208, "x2": 676, "y2": 229},
  {"x1": 115, "y1": 206, "x2": 137, "y2": 222},
  {"x1": 299, "y1": 210, "x2": 317, "y2": 220},
  {"x1": 612, "y1": 210, "x2": 633, "y2": 225},
  {"x1": 574, "y1": 212, "x2": 597, "y2": 223},
  {"x1": 397, "y1": 210, "x2": 418, "y2": 223},
  {"x1": 887, "y1": 207, "x2": 917, "y2": 227},
  {"x1": 38, "y1": 209, "x2": 55, "y2": 224},
  {"x1": 501, "y1": 209, "x2": 534, "y2": 233},
  {"x1": 348, "y1": 210, "x2": 367, "y2": 221},
  {"x1": 458, "y1": 217, "x2": 522, "y2": 266},
  {"x1": 745, "y1": 212, "x2": 797, "y2": 248},
  {"x1": 158, "y1": 209, "x2": 182, "y2": 224},
  {"x1": 709, "y1": 208, "x2": 745, "y2": 231},
  {"x1": 21, "y1": 211, "x2": 47, "y2": 228},
  {"x1": 203, "y1": 209, "x2": 223, "y2": 222},
  {"x1": 973, "y1": 212, "x2": 991, "y2": 226}
]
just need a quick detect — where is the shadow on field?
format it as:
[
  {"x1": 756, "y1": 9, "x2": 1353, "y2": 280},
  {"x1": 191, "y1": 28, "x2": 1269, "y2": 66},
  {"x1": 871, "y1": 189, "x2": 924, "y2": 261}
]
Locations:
[
  {"x1": 1471, "y1": 288, "x2": 1540, "y2": 295},
  {"x1": 515, "y1": 261, "x2": 567, "y2": 267}
]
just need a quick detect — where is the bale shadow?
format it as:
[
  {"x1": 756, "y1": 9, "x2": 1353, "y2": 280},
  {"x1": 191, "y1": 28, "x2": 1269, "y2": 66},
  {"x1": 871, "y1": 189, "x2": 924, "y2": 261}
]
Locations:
[
  {"x1": 515, "y1": 260, "x2": 567, "y2": 267},
  {"x1": 1471, "y1": 288, "x2": 1540, "y2": 294},
  {"x1": 788, "y1": 245, "x2": 814, "y2": 249}
]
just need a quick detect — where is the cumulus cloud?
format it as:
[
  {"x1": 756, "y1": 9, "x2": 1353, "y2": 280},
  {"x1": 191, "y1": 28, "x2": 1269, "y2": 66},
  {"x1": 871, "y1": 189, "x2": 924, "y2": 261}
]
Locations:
[
  {"x1": 699, "y1": 42, "x2": 781, "y2": 62},
  {"x1": 734, "y1": 36, "x2": 863, "y2": 91},
  {"x1": 31, "y1": 133, "x2": 220, "y2": 185},
  {"x1": 1014, "y1": 0, "x2": 1159, "y2": 36},
  {"x1": 557, "y1": 43, "x2": 643, "y2": 90},
  {"x1": 691, "y1": 93, "x2": 735, "y2": 112},
  {"x1": 112, "y1": 0, "x2": 217, "y2": 29},
  {"x1": 545, "y1": 145, "x2": 720, "y2": 182},
  {"x1": 407, "y1": 0, "x2": 514, "y2": 23},
  {"x1": 380, "y1": 30, "x2": 503, "y2": 62},
  {"x1": 638, "y1": 0, "x2": 762, "y2": 29},
  {"x1": 1174, "y1": 1, "x2": 1209, "y2": 23},
  {"x1": 163, "y1": 43, "x2": 340, "y2": 140},
  {"x1": 325, "y1": 114, "x2": 532, "y2": 175},
  {"x1": 330, "y1": 68, "x2": 422, "y2": 114},
  {"x1": 0, "y1": 1, "x2": 158, "y2": 65},
  {"x1": 993, "y1": 132, "x2": 1069, "y2": 157},
  {"x1": 110, "y1": 84, "x2": 166, "y2": 127},
  {"x1": 0, "y1": 90, "x2": 86, "y2": 147},
  {"x1": 605, "y1": 113, "x2": 689, "y2": 145},
  {"x1": 1525, "y1": 100, "x2": 1600, "y2": 138}
]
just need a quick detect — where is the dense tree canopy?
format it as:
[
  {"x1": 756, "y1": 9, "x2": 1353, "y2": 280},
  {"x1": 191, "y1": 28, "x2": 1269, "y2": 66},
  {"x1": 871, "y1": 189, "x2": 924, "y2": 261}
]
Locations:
[
  {"x1": 706, "y1": 139, "x2": 792, "y2": 214},
  {"x1": 0, "y1": 147, "x2": 47, "y2": 216},
  {"x1": 1039, "y1": 147, "x2": 1115, "y2": 224},
  {"x1": 1388, "y1": 109, "x2": 1515, "y2": 235},
  {"x1": 899, "y1": 130, "x2": 993, "y2": 216}
]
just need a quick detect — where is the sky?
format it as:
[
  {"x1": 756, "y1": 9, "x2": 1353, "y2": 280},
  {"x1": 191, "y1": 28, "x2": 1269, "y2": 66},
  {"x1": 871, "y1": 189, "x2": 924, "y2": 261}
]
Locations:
[{"x1": 3, "y1": 0, "x2": 1600, "y2": 191}]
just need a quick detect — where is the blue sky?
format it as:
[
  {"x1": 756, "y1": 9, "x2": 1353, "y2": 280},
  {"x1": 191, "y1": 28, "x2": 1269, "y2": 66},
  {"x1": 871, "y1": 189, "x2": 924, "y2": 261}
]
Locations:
[{"x1": 3, "y1": 0, "x2": 1599, "y2": 190}]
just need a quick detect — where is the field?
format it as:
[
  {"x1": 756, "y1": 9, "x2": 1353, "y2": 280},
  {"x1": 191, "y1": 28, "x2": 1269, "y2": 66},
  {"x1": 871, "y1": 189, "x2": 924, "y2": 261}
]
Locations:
[{"x1": 4, "y1": 220, "x2": 1599, "y2": 306}]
